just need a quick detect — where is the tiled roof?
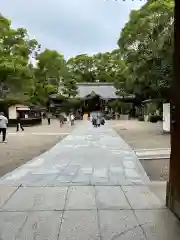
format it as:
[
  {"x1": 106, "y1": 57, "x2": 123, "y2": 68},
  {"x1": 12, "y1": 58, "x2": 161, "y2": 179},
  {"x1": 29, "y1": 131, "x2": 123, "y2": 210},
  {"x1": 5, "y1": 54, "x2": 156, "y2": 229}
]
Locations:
[{"x1": 76, "y1": 83, "x2": 119, "y2": 99}]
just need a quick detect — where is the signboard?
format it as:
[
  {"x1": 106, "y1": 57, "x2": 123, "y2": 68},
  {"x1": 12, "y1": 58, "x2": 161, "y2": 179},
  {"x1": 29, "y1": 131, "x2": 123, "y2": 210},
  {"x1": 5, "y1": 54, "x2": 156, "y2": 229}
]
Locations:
[{"x1": 163, "y1": 103, "x2": 170, "y2": 132}]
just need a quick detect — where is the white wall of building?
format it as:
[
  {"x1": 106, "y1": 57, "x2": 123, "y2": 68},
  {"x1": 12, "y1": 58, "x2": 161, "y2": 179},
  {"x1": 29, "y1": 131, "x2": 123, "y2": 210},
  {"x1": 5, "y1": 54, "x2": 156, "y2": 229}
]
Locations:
[{"x1": 8, "y1": 104, "x2": 29, "y2": 119}]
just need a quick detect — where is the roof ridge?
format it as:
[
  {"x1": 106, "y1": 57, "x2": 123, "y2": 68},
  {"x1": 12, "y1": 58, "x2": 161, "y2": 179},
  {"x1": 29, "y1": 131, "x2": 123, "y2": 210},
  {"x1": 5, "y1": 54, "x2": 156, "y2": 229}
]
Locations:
[{"x1": 77, "y1": 82, "x2": 114, "y2": 86}]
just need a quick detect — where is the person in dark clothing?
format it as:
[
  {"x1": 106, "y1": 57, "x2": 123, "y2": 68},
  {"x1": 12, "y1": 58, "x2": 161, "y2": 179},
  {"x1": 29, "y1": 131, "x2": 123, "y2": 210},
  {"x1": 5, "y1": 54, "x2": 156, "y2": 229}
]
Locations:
[
  {"x1": 47, "y1": 112, "x2": 51, "y2": 125},
  {"x1": 42, "y1": 113, "x2": 46, "y2": 119},
  {"x1": 16, "y1": 114, "x2": 24, "y2": 132},
  {"x1": 0, "y1": 128, "x2": 7, "y2": 142},
  {"x1": 88, "y1": 112, "x2": 90, "y2": 121},
  {"x1": 92, "y1": 116, "x2": 97, "y2": 127},
  {"x1": 101, "y1": 117, "x2": 105, "y2": 125}
]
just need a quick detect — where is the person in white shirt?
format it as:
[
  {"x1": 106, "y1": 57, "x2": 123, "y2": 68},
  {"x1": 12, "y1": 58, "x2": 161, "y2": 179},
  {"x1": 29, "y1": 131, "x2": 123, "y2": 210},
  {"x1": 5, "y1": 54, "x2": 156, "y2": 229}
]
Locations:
[
  {"x1": 0, "y1": 112, "x2": 8, "y2": 143},
  {"x1": 70, "y1": 113, "x2": 75, "y2": 126}
]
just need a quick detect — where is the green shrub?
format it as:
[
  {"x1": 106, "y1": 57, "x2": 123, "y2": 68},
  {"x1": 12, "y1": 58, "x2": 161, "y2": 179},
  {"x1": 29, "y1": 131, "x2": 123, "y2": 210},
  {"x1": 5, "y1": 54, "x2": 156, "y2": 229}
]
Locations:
[
  {"x1": 108, "y1": 100, "x2": 121, "y2": 112},
  {"x1": 146, "y1": 103, "x2": 157, "y2": 115},
  {"x1": 138, "y1": 116, "x2": 144, "y2": 121},
  {"x1": 149, "y1": 115, "x2": 162, "y2": 123},
  {"x1": 121, "y1": 102, "x2": 132, "y2": 114}
]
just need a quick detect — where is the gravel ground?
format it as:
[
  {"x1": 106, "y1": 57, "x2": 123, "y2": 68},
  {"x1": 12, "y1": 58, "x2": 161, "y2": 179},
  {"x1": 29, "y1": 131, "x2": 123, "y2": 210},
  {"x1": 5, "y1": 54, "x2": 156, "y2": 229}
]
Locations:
[
  {"x1": 110, "y1": 120, "x2": 170, "y2": 181},
  {"x1": 0, "y1": 119, "x2": 77, "y2": 177},
  {"x1": 140, "y1": 159, "x2": 169, "y2": 181},
  {"x1": 111, "y1": 120, "x2": 170, "y2": 150}
]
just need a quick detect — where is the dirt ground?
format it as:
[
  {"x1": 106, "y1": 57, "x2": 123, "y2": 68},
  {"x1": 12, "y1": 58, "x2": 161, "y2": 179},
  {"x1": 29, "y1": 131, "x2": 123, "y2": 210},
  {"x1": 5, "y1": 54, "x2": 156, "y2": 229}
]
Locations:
[
  {"x1": 111, "y1": 120, "x2": 170, "y2": 150},
  {"x1": 140, "y1": 159, "x2": 169, "y2": 181},
  {"x1": 0, "y1": 119, "x2": 76, "y2": 177},
  {"x1": 111, "y1": 120, "x2": 170, "y2": 181}
]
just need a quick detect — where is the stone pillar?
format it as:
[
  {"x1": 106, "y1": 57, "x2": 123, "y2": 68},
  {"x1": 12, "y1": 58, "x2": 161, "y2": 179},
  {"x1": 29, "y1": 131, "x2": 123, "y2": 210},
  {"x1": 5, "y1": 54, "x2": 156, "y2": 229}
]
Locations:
[{"x1": 166, "y1": 0, "x2": 180, "y2": 219}]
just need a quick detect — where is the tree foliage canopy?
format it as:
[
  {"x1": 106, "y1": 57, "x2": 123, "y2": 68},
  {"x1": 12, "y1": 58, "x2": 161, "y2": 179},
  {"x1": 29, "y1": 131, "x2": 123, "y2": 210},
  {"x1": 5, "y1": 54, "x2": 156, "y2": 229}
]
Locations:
[
  {"x1": 0, "y1": 15, "x2": 77, "y2": 106},
  {"x1": 67, "y1": 50, "x2": 125, "y2": 84},
  {"x1": 117, "y1": 0, "x2": 174, "y2": 101},
  {"x1": 0, "y1": 16, "x2": 39, "y2": 99},
  {"x1": 0, "y1": 0, "x2": 173, "y2": 108}
]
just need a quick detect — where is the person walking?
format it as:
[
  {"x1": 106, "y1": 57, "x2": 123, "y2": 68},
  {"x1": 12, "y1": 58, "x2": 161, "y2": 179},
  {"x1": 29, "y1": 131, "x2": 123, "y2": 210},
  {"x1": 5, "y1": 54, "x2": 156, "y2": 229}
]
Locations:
[
  {"x1": 16, "y1": 113, "x2": 24, "y2": 132},
  {"x1": 92, "y1": 115, "x2": 97, "y2": 127},
  {"x1": 97, "y1": 115, "x2": 101, "y2": 127},
  {"x1": 101, "y1": 116, "x2": 105, "y2": 125},
  {"x1": 59, "y1": 114, "x2": 64, "y2": 127},
  {"x1": 70, "y1": 113, "x2": 75, "y2": 126},
  {"x1": 47, "y1": 112, "x2": 51, "y2": 125},
  {"x1": 0, "y1": 112, "x2": 8, "y2": 143},
  {"x1": 88, "y1": 112, "x2": 90, "y2": 121}
]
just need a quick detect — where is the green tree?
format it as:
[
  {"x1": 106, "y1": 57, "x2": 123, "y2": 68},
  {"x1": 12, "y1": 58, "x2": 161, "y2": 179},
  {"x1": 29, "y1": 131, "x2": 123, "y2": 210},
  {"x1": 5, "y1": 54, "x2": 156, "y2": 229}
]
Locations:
[
  {"x1": 67, "y1": 50, "x2": 126, "y2": 84},
  {"x1": 60, "y1": 78, "x2": 77, "y2": 98},
  {"x1": 0, "y1": 15, "x2": 39, "y2": 100},
  {"x1": 67, "y1": 54, "x2": 95, "y2": 82},
  {"x1": 32, "y1": 49, "x2": 77, "y2": 105},
  {"x1": 117, "y1": 0, "x2": 174, "y2": 101},
  {"x1": 93, "y1": 51, "x2": 125, "y2": 83}
]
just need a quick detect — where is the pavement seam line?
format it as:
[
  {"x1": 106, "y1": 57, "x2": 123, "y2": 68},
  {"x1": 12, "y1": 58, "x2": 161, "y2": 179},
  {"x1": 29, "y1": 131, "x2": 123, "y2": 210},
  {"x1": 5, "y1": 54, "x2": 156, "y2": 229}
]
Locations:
[
  {"x1": 0, "y1": 184, "x2": 21, "y2": 209},
  {"x1": 119, "y1": 185, "x2": 133, "y2": 210},
  {"x1": 133, "y1": 211, "x2": 151, "y2": 240},
  {"x1": 53, "y1": 159, "x2": 74, "y2": 184},
  {"x1": 93, "y1": 185, "x2": 103, "y2": 240},
  {"x1": 57, "y1": 186, "x2": 70, "y2": 240}
]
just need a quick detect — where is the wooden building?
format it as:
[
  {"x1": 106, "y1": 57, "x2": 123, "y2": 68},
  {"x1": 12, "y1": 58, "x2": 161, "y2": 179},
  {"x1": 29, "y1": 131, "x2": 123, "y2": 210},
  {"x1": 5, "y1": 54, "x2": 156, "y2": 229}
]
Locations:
[
  {"x1": 50, "y1": 82, "x2": 135, "y2": 115},
  {"x1": 0, "y1": 100, "x2": 43, "y2": 126}
]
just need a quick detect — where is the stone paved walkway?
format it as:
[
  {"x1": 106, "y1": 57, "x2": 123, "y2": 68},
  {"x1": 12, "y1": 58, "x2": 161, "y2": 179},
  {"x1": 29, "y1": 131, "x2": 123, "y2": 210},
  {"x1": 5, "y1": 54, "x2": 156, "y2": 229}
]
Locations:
[{"x1": 0, "y1": 122, "x2": 179, "y2": 239}]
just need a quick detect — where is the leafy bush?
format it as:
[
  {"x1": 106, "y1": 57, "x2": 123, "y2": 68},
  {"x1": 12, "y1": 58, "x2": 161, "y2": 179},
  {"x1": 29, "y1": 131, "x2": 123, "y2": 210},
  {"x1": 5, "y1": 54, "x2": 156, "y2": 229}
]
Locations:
[
  {"x1": 138, "y1": 116, "x2": 144, "y2": 121},
  {"x1": 146, "y1": 103, "x2": 157, "y2": 115},
  {"x1": 121, "y1": 102, "x2": 132, "y2": 115},
  {"x1": 108, "y1": 100, "x2": 121, "y2": 112},
  {"x1": 149, "y1": 115, "x2": 162, "y2": 123}
]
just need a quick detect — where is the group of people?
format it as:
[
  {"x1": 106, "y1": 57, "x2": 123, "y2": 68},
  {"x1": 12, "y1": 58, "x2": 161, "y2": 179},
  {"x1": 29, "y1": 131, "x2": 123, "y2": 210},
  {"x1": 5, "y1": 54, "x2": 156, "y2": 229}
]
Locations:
[
  {"x1": 0, "y1": 109, "x2": 106, "y2": 142},
  {"x1": 44, "y1": 112, "x2": 75, "y2": 127},
  {"x1": 91, "y1": 113, "x2": 105, "y2": 128},
  {"x1": 59, "y1": 113, "x2": 75, "y2": 127},
  {"x1": 0, "y1": 112, "x2": 24, "y2": 143}
]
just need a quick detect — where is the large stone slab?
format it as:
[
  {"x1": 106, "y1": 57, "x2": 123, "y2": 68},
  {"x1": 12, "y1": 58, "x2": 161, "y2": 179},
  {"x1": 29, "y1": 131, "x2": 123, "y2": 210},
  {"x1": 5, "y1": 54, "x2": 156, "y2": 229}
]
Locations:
[
  {"x1": 61, "y1": 165, "x2": 80, "y2": 176},
  {"x1": 109, "y1": 165, "x2": 124, "y2": 175},
  {"x1": 0, "y1": 212, "x2": 27, "y2": 239},
  {"x1": 72, "y1": 173, "x2": 90, "y2": 184},
  {"x1": 59, "y1": 210, "x2": 100, "y2": 240},
  {"x1": 54, "y1": 175, "x2": 74, "y2": 185},
  {"x1": 95, "y1": 186, "x2": 131, "y2": 210},
  {"x1": 114, "y1": 227, "x2": 147, "y2": 240},
  {"x1": 122, "y1": 185, "x2": 164, "y2": 209},
  {"x1": 0, "y1": 119, "x2": 178, "y2": 239},
  {"x1": 0, "y1": 122, "x2": 150, "y2": 187},
  {"x1": 135, "y1": 209, "x2": 180, "y2": 240},
  {"x1": 124, "y1": 169, "x2": 141, "y2": 179},
  {"x1": 65, "y1": 186, "x2": 96, "y2": 210},
  {"x1": 99, "y1": 210, "x2": 139, "y2": 240},
  {"x1": 91, "y1": 167, "x2": 109, "y2": 185},
  {"x1": 0, "y1": 186, "x2": 18, "y2": 208},
  {"x1": 0, "y1": 211, "x2": 62, "y2": 240},
  {"x1": 21, "y1": 173, "x2": 58, "y2": 187},
  {"x1": 2, "y1": 187, "x2": 67, "y2": 211},
  {"x1": 16, "y1": 211, "x2": 62, "y2": 240}
]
